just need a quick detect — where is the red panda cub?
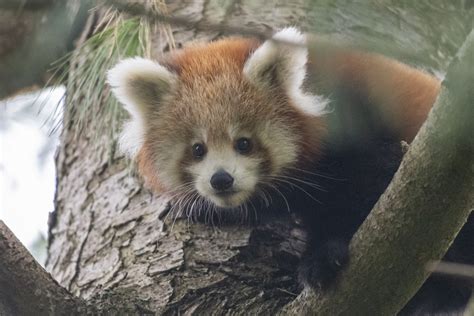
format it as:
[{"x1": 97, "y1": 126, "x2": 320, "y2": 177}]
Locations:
[{"x1": 108, "y1": 28, "x2": 473, "y2": 314}]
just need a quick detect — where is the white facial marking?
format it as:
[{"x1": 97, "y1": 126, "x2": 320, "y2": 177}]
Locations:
[
  {"x1": 188, "y1": 148, "x2": 260, "y2": 208},
  {"x1": 258, "y1": 121, "x2": 298, "y2": 174},
  {"x1": 155, "y1": 142, "x2": 187, "y2": 191},
  {"x1": 107, "y1": 57, "x2": 177, "y2": 157}
]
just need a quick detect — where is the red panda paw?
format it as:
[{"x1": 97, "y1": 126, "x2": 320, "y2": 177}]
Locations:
[{"x1": 297, "y1": 239, "x2": 350, "y2": 290}]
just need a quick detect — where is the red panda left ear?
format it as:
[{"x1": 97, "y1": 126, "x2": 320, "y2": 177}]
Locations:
[
  {"x1": 243, "y1": 27, "x2": 328, "y2": 116},
  {"x1": 107, "y1": 57, "x2": 177, "y2": 157}
]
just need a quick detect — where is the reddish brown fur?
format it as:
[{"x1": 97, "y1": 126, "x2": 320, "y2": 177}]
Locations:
[
  {"x1": 137, "y1": 38, "x2": 326, "y2": 193},
  {"x1": 164, "y1": 38, "x2": 260, "y2": 81},
  {"x1": 308, "y1": 40, "x2": 441, "y2": 142},
  {"x1": 137, "y1": 145, "x2": 165, "y2": 193},
  {"x1": 137, "y1": 36, "x2": 439, "y2": 193}
]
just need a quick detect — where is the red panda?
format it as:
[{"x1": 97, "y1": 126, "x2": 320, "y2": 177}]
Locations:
[{"x1": 108, "y1": 28, "x2": 472, "y2": 314}]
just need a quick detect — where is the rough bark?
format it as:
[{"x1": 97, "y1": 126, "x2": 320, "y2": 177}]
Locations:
[
  {"x1": 47, "y1": 2, "x2": 315, "y2": 313},
  {"x1": 0, "y1": 221, "x2": 91, "y2": 315},
  {"x1": 43, "y1": 1, "x2": 473, "y2": 314},
  {"x1": 0, "y1": 0, "x2": 92, "y2": 99}
]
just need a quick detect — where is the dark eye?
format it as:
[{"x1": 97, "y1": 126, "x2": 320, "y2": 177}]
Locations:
[
  {"x1": 192, "y1": 143, "x2": 206, "y2": 159},
  {"x1": 235, "y1": 137, "x2": 252, "y2": 154}
]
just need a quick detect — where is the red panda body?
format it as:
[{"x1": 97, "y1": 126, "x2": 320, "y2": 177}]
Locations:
[{"x1": 108, "y1": 28, "x2": 473, "y2": 315}]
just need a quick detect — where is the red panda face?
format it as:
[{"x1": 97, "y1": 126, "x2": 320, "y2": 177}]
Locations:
[
  {"x1": 108, "y1": 27, "x2": 327, "y2": 211},
  {"x1": 161, "y1": 79, "x2": 304, "y2": 208}
]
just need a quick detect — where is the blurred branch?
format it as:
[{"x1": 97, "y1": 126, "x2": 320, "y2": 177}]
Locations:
[
  {"x1": 428, "y1": 261, "x2": 474, "y2": 281},
  {"x1": 0, "y1": 221, "x2": 92, "y2": 314},
  {"x1": 282, "y1": 29, "x2": 474, "y2": 315},
  {"x1": 0, "y1": 0, "x2": 93, "y2": 99},
  {"x1": 465, "y1": 294, "x2": 474, "y2": 316},
  {"x1": 0, "y1": 0, "x2": 54, "y2": 10}
]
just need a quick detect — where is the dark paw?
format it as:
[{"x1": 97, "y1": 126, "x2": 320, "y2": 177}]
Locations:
[{"x1": 298, "y1": 240, "x2": 349, "y2": 290}]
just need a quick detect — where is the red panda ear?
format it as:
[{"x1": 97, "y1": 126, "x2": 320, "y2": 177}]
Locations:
[
  {"x1": 108, "y1": 57, "x2": 176, "y2": 117},
  {"x1": 107, "y1": 57, "x2": 177, "y2": 157},
  {"x1": 243, "y1": 27, "x2": 328, "y2": 116}
]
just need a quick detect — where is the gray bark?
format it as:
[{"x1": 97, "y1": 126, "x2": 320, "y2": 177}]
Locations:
[
  {"x1": 0, "y1": 221, "x2": 90, "y2": 315},
  {"x1": 47, "y1": 1, "x2": 314, "y2": 313}
]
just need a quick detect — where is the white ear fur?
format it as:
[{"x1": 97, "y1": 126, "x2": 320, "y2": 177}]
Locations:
[
  {"x1": 107, "y1": 57, "x2": 176, "y2": 157},
  {"x1": 243, "y1": 27, "x2": 328, "y2": 116}
]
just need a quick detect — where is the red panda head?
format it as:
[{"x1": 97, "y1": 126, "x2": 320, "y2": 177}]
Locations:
[{"x1": 108, "y1": 27, "x2": 328, "y2": 210}]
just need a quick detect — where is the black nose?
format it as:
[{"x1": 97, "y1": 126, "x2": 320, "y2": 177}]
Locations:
[{"x1": 210, "y1": 170, "x2": 234, "y2": 191}]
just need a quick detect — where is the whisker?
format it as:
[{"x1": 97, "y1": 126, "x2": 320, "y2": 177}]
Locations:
[
  {"x1": 256, "y1": 187, "x2": 271, "y2": 208},
  {"x1": 264, "y1": 182, "x2": 291, "y2": 213},
  {"x1": 286, "y1": 166, "x2": 343, "y2": 181},
  {"x1": 247, "y1": 198, "x2": 258, "y2": 222},
  {"x1": 268, "y1": 177, "x2": 322, "y2": 204},
  {"x1": 270, "y1": 173, "x2": 325, "y2": 189},
  {"x1": 270, "y1": 174, "x2": 327, "y2": 192}
]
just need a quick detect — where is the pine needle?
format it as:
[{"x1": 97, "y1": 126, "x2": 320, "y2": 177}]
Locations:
[{"x1": 50, "y1": 13, "x2": 150, "y2": 146}]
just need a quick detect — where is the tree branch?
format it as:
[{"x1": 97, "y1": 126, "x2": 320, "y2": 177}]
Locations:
[
  {"x1": 0, "y1": 0, "x2": 54, "y2": 10},
  {"x1": 282, "y1": 29, "x2": 474, "y2": 315},
  {"x1": 0, "y1": 221, "x2": 92, "y2": 315},
  {"x1": 0, "y1": 0, "x2": 93, "y2": 99},
  {"x1": 428, "y1": 261, "x2": 474, "y2": 281}
]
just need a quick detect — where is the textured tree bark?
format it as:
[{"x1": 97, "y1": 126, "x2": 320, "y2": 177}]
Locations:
[
  {"x1": 46, "y1": 1, "x2": 312, "y2": 313},
  {"x1": 44, "y1": 1, "x2": 473, "y2": 314},
  {"x1": 0, "y1": 221, "x2": 90, "y2": 315}
]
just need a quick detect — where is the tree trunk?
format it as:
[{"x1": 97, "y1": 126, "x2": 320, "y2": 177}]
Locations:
[
  {"x1": 46, "y1": 1, "x2": 313, "y2": 313},
  {"x1": 45, "y1": 1, "x2": 473, "y2": 314}
]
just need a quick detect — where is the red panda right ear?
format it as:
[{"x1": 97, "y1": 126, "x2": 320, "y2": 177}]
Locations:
[
  {"x1": 107, "y1": 57, "x2": 177, "y2": 157},
  {"x1": 243, "y1": 27, "x2": 328, "y2": 116}
]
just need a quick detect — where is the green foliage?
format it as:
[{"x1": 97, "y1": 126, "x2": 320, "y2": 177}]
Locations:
[{"x1": 51, "y1": 12, "x2": 151, "y2": 142}]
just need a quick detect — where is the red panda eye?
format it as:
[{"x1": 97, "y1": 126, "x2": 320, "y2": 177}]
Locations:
[
  {"x1": 192, "y1": 143, "x2": 206, "y2": 159},
  {"x1": 235, "y1": 137, "x2": 252, "y2": 154}
]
